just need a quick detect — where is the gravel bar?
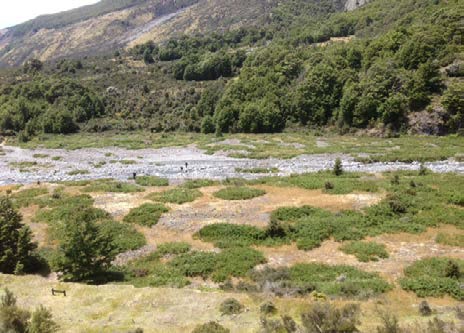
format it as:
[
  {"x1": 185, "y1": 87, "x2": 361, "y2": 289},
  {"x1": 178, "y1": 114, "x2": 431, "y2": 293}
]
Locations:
[{"x1": 1, "y1": 145, "x2": 463, "y2": 185}]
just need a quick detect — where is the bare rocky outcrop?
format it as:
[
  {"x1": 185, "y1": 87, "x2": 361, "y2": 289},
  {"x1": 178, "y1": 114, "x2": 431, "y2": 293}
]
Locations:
[
  {"x1": 408, "y1": 107, "x2": 448, "y2": 135},
  {"x1": 344, "y1": 0, "x2": 369, "y2": 11}
]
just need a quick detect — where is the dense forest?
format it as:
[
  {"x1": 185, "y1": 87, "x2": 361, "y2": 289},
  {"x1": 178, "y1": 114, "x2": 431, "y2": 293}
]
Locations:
[{"x1": 0, "y1": 0, "x2": 462, "y2": 140}]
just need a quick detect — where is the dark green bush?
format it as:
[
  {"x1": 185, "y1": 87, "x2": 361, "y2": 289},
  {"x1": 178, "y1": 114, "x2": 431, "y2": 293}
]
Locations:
[
  {"x1": 123, "y1": 203, "x2": 169, "y2": 227},
  {"x1": 181, "y1": 179, "x2": 217, "y2": 189},
  {"x1": 289, "y1": 263, "x2": 391, "y2": 297},
  {"x1": 260, "y1": 301, "x2": 277, "y2": 315},
  {"x1": 148, "y1": 188, "x2": 202, "y2": 204},
  {"x1": 339, "y1": 241, "x2": 389, "y2": 262},
  {"x1": 213, "y1": 187, "x2": 266, "y2": 200},
  {"x1": 301, "y1": 302, "x2": 360, "y2": 333},
  {"x1": 135, "y1": 176, "x2": 169, "y2": 187},
  {"x1": 169, "y1": 247, "x2": 266, "y2": 282},
  {"x1": 400, "y1": 257, "x2": 464, "y2": 300},
  {"x1": 156, "y1": 242, "x2": 191, "y2": 256},
  {"x1": 192, "y1": 321, "x2": 230, "y2": 333},
  {"x1": 219, "y1": 298, "x2": 243, "y2": 315},
  {"x1": 83, "y1": 181, "x2": 144, "y2": 193},
  {"x1": 99, "y1": 220, "x2": 146, "y2": 252},
  {"x1": 195, "y1": 223, "x2": 267, "y2": 247}
]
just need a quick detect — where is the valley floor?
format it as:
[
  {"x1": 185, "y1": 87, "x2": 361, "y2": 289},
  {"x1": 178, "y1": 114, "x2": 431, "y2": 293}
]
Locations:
[
  {"x1": 1, "y1": 133, "x2": 463, "y2": 185},
  {"x1": 1, "y1": 133, "x2": 463, "y2": 332}
]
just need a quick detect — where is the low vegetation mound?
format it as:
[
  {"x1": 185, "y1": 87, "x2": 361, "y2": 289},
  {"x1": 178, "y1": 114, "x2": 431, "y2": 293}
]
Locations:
[
  {"x1": 250, "y1": 263, "x2": 391, "y2": 298},
  {"x1": 192, "y1": 322, "x2": 230, "y2": 333},
  {"x1": 170, "y1": 247, "x2": 266, "y2": 283},
  {"x1": 147, "y1": 188, "x2": 202, "y2": 204},
  {"x1": 10, "y1": 187, "x2": 49, "y2": 208},
  {"x1": 156, "y1": 242, "x2": 191, "y2": 256},
  {"x1": 123, "y1": 246, "x2": 266, "y2": 287},
  {"x1": 181, "y1": 179, "x2": 217, "y2": 189},
  {"x1": 252, "y1": 171, "x2": 378, "y2": 194},
  {"x1": 135, "y1": 176, "x2": 169, "y2": 187},
  {"x1": 400, "y1": 257, "x2": 464, "y2": 300},
  {"x1": 339, "y1": 241, "x2": 389, "y2": 262},
  {"x1": 219, "y1": 298, "x2": 243, "y2": 315},
  {"x1": 82, "y1": 180, "x2": 144, "y2": 193},
  {"x1": 213, "y1": 187, "x2": 266, "y2": 200},
  {"x1": 123, "y1": 203, "x2": 169, "y2": 227}
]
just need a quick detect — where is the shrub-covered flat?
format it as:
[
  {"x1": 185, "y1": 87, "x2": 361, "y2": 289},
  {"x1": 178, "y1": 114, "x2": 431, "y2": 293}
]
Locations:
[{"x1": 1, "y1": 170, "x2": 463, "y2": 332}]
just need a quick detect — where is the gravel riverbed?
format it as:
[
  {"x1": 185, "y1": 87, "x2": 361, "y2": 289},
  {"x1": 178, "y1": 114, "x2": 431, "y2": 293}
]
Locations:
[{"x1": 1, "y1": 145, "x2": 463, "y2": 185}]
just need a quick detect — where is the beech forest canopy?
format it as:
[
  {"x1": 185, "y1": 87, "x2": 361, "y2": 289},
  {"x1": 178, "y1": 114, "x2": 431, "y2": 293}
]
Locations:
[{"x1": 0, "y1": 0, "x2": 462, "y2": 140}]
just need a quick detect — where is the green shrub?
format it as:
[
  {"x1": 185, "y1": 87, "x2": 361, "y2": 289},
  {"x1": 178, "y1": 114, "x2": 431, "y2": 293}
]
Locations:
[
  {"x1": 99, "y1": 220, "x2": 146, "y2": 252},
  {"x1": 254, "y1": 171, "x2": 377, "y2": 195},
  {"x1": 10, "y1": 188, "x2": 49, "y2": 208},
  {"x1": 29, "y1": 305, "x2": 59, "y2": 333},
  {"x1": 83, "y1": 180, "x2": 144, "y2": 193},
  {"x1": 196, "y1": 223, "x2": 266, "y2": 247},
  {"x1": 135, "y1": 176, "x2": 169, "y2": 187},
  {"x1": 213, "y1": 186, "x2": 266, "y2": 200},
  {"x1": 289, "y1": 263, "x2": 391, "y2": 297},
  {"x1": 271, "y1": 206, "x2": 328, "y2": 223},
  {"x1": 339, "y1": 241, "x2": 389, "y2": 262},
  {"x1": 294, "y1": 218, "x2": 332, "y2": 250},
  {"x1": 260, "y1": 301, "x2": 277, "y2": 315},
  {"x1": 448, "y1": 192, "x2": 464, "y2": 206},
  {"x1": 213, "y1": 247, "x2": 266, "y2": 282},
  {"x1": 156, "y1": 242, "x2": 191, "y2": 256},
  {"x1": 123, "y1": 203, "x2": 169, "y2": 227},
  {"x1": 128, "y1": 262, "x2": 189, "y2": 288},
  {"x1": 192, "y1": 322, "x2": 230, "y2": 333},
  {"x1": 169, "y1": 247, "x2": 266, "y2": 282},
  {"x1": 123, "y1": 253, "x2": 189, "y2": 288},
  {"x1": 400, "y1": 257, "x2": 464, "y2": 300},
  {"x1": 181, "y1": 179, "x2": 217, "y2": 189},
  {"x1": 0, "y1": 289, "x2": 31, "y2": 333},
  {"x1": 148, "y1": 188, "x2": 202, "y2": 204},
  {"x1": 250, "y1": 263, "x2": 391, "y2": 298},
  {"x1": 435, "y1": 233, "x2": 464, "y2": 247},
  {"x1": 169, "y1": 251, "x2": 218, "y2": 278},
  {"x1": 301, "y1": 302, "x2": 360, "y2": 333},
  {"x1": 35, "y1": 195, "x2": 106, "y2": 225},
  {"x1": 333, "y1": 158, "x2": 343, "y2": 176},
  {"x1": 219, "y1": 298, "x2": 243, "y2": 315}
]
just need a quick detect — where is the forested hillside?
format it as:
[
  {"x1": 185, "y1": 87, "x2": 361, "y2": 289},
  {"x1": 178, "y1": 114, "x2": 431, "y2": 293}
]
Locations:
[{"x1": 0, "y1": 0, "x2": 462, "y2": 141}]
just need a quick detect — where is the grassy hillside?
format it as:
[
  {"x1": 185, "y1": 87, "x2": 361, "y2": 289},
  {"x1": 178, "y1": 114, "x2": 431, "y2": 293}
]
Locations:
[{"x1": 8, "y1": 0, "x2": 149, "y2": 36}]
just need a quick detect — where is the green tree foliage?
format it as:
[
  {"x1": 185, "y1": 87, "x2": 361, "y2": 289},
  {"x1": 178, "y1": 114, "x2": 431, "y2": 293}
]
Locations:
[
  {"x1": 442, "y1": 83, "x2": 464, "y2": 131},
  {"x1": 54, "y1": 209, "x2": 116, "y2": 282},
  {"x1": 333, "y1": 158, "x2": 343, "y2": 176},
  {"x1": 0, "y1": 77, "x2": 104, "y2": 136},
  {"x1": 0, "y1": 198, "x2": 38, "y2": 274},
  {"x1": 1, "y1": 0, "x2": 462, "y2": 137}
]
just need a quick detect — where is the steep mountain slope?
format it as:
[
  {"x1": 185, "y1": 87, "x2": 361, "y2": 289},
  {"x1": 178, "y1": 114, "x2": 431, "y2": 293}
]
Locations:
[
  {"x1": 0, "y1": 0, "x2": 361, "y2": 67},
  {"x1": 2, "y1": 0, "x2": 460, "y2": 141},
  {"x1": 0, "y1": 0, "x2": 198, "y2": 67}
]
